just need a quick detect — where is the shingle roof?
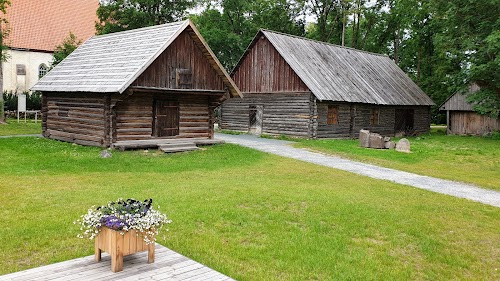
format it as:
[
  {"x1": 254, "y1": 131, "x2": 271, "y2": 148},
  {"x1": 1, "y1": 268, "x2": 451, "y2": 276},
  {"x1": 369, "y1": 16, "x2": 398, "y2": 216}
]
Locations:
[
  {"x1": 236, "y1": 30, "x2": 434, "y2": 106},
  {"x1": 4, "y1": 0, "x2": 99, "y2": 52},
  {"x1": 31, "y1": 20, "x2": 241, "y2": 97}
]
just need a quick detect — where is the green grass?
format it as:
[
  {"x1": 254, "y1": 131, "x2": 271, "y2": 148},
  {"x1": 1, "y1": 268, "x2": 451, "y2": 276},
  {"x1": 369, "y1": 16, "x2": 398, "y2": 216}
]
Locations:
[
  {"x1": 0, "y1": 137, "x2": 499, "y2": 280},
  {"x1": 293, "y1": 129, "x2": 500, "y2": 190},
  {"x1": 0, "y1": 118, "x2": 42, "y2": 136}
]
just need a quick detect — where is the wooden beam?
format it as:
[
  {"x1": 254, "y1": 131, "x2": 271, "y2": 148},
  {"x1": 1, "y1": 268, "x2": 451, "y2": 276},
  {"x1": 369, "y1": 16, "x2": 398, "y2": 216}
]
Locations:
[{"x1": 129, "y1": 86, "x2": 225, "y2": 95}]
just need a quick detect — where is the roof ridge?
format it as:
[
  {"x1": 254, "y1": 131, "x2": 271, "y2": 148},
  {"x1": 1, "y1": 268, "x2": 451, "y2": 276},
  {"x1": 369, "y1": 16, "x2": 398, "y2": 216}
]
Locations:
[
  {"x1": 260, "y1": 29, "x2": 389, "y2": 58},
  {"x1": 94, "y1": 20, "x2": 189, "y2": 39}
]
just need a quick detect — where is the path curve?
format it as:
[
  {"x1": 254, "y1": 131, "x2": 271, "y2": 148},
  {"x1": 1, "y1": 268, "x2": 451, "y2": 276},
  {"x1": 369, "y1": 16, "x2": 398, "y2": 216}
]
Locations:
[{"x1": 216, "y1": 133, "x2": 500, "y2": 208}]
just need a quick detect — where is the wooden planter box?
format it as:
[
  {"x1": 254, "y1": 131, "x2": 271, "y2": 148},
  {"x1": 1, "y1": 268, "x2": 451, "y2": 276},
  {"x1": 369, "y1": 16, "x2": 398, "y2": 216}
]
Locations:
[{"x1": 94, "y1": 227, "x2": 155, "y2": 272}]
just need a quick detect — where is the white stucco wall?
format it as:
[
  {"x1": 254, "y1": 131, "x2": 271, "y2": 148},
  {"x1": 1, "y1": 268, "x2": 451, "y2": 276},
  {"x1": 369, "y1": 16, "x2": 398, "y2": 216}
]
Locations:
[{"x1": 2, "y1": 49, "x2": 53, "y2": 93}]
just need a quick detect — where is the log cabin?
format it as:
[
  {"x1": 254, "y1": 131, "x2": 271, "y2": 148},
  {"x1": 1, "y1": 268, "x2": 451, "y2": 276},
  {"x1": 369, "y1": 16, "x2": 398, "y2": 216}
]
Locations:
[
  {"x1": 221, "y1": 30, "x2": 434, "y2": 138},
  {"x1": 440, "y1": 87, "x2": 500, "y2": 135},
  {"x1": 31, "y1": 20, "x2": 241, "y2": 150}
]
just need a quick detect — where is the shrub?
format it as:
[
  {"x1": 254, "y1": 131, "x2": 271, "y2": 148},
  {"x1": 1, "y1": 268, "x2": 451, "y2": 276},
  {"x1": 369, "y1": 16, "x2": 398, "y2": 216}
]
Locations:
[{"x1": 2, "y1": 91, "x2": 42, "y2": 111}]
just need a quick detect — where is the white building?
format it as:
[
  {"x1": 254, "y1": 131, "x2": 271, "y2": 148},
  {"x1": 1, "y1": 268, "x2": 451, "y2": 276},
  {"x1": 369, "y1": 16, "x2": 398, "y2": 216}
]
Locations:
[{"x1": 2, "y1": 0, "x2": 99, "y2": 93}]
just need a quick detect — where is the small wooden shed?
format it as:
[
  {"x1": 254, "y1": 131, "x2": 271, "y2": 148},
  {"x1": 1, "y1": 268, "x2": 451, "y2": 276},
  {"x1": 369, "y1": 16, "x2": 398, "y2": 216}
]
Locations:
[
  {"x1": 440, "y1": 90, "x2": 500, "y2": 135},
  {"x1": 32, "y1": 20, "x2": 241, "y2": 148},
  {"x1": 221, "y1": 30, "x2": 434, "y2": 138}
]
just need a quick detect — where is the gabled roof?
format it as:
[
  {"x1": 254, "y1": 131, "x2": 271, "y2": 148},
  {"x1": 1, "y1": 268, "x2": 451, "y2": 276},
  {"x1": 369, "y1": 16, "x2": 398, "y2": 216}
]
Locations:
[
  {"x1": 4, "y1": 0, "x2": 99, "y2": 52},
  {"x1": 439, "y1": 84, "x2": 480, "y2": 111},
  {"x1": 234, "y1": 30, "x2": 434, "y2": 106},
  {"x1": 439, "y1": 92, "x2": 474, "y2": 111},
  {"x1": 32, "y1": 20, "x2": 241, "y2": 97}
]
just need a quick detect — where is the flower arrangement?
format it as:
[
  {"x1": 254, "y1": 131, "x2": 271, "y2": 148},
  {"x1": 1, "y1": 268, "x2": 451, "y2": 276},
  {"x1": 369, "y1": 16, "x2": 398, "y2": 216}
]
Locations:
[{"x1": 75, "y1": 198, "x2": 171, "y2": 244}]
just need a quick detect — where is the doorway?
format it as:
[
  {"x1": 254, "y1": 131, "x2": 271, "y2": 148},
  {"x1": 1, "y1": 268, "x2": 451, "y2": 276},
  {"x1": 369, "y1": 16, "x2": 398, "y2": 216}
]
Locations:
[
  {"x1": 249, "y1": 105, "x2": 263, "y2": 135},
  {"x1": 153, "y1": 99, "x2": 179, "y2": 137},
  {"x1": 394, "y1": 109, "x2": 414, "y2": 135}
]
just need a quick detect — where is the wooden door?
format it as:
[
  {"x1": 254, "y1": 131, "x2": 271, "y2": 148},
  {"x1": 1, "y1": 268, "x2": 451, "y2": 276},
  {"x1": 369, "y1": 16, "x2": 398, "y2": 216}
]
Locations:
[{"x1": 154, "y1": 100, "x2": 179, "y2": 137}]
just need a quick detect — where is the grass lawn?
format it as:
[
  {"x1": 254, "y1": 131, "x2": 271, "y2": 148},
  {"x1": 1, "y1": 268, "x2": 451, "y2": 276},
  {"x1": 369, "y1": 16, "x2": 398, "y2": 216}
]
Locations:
[
  {"x1": 0, "y1": 137, "x2": 499, "y2": 280},
  {"x1": 0, "y1": 118, "x2": 42, "y2": 136},
  {"x1": 293, "y1": 129, "x2": 500, "y2": 191}
]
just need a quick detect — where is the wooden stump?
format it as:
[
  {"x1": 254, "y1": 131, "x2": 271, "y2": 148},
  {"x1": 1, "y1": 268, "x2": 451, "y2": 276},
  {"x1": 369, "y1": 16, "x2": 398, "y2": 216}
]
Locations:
[{"x1": 94, "y1": 227, "x2": 155, "y2": 272}]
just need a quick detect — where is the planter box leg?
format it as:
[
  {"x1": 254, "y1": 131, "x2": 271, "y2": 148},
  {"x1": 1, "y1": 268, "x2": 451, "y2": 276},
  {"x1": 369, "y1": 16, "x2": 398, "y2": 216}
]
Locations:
[
  {"x1": 111, "y1": 231, "x2": 124, "y2": 272},
  {"x1": 94, "y1": 239, "x2": 101, "y2": 262},
  {"x1": 148, "y1": 243, "x2": 155, "y2": 263}
]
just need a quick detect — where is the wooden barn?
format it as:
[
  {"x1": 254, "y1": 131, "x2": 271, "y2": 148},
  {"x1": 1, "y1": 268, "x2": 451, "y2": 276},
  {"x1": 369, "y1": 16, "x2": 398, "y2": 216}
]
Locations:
[
  {"x1": 221, "y1": 30, "x2": 434, "y2": 138},
  {"x1": 31, "y1": 20, "x2": 241, "y2": 150},
  {"x1": 440, "y1": 89, "x2": 500, "y2": 135}
]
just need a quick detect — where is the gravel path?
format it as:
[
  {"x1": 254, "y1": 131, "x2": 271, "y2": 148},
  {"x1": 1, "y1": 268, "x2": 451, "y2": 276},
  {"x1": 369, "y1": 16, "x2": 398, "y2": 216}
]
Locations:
[
  {"x1": 216, "y1": 133, "x2": 500, "y2": 208},
  {"x1": 0, "y1": 134, "x2": 42, "y2": 138}
]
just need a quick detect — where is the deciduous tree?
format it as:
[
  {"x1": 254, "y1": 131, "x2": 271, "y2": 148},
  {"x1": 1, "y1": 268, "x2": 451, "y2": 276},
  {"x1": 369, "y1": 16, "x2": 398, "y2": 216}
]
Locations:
[
  {"x1": 0, "y1": 0, "x2": 10, "y2": 124},
  {"x1": 96, "y1": 0, "x2": 196, "y2": 34}
]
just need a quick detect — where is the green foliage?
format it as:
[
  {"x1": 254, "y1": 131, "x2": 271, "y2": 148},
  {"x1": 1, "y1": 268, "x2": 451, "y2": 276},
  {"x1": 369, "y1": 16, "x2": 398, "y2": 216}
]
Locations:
[
  {"x1": 192, "y1": 0, "x2": 306, "y2": 69},
  {"x1": 1, "y1": 91, "x2": 41, "y2": 111},
  {"x1": 51, "y1": 33, "x2": 81, "y2": 67},
  {"x1": 96, "y1": 0, "x2": 195, "y2": 35},
  {"x1": 0, "y1": 0, "x2": 11, "y2": 63},
  {"x1": 491, "y1": 131, "x2": 500, "y2": 140},
  {"x1": 2, "y1": 90, "x2": 15, "y2": 110},
  {"x1": 433, "y1": 0, "x2": 500, "y2": 118}
]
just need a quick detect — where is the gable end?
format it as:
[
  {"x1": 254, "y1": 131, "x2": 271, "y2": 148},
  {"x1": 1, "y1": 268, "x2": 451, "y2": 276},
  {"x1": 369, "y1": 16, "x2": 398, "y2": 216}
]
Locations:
[{"x1": 232, "y1": 35, "x2": 309, "y2": 93}]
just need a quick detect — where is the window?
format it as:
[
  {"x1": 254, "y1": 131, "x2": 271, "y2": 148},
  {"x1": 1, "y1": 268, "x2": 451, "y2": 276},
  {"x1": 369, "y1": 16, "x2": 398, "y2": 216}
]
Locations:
[
  {"x1": 327, "y1": 105, "x2": 338, "y2": 125},
  {"x1": 175, "y1": 68, "x2": 192, "y2": 89},
  {"x1": 38, "y1": 64, "x2": 49, "y2": 78},
  {"x1": 370, "y1": 108, "x2": 380, "y2": 125}
]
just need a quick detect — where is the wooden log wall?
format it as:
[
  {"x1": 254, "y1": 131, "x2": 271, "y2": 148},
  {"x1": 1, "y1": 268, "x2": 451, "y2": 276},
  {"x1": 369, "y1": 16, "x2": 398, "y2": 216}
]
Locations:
[
  {"x1": 113, "y1": 92, "x2": 153, "y2": 141},
  {"x1": 43, "y1": 92, "x2": 107, "y2": 146},
  {"x1": 232, "y1": 36, "x2": 309, "y2": 93},
  {"x1": 114, "y1": 92, "x2": 213, "y2": 142},
  {"x1": 179, "y1": 95, "x2": 211, "y2": 138},
  {"x1": 448, "y1": 111, "x2": 500, "y2": 135},
  {"x1": 412, "y1": 106, "x2": 431, "y2": 135},
  {"x1": 221, "y1": 92, "x2": 313, "y2": 137},
  {"x1": 132, "y1": 30, "x2": 225, "y2": 91},
  {"x1": 316, "y1": 103, "x2": 431, "y2": 138}
]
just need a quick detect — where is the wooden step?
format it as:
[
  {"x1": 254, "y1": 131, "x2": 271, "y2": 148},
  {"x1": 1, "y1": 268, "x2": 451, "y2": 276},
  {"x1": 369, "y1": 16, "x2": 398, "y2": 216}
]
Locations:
[{"x1": 158, "y1": 143, "x2": 199, "y2": 153}]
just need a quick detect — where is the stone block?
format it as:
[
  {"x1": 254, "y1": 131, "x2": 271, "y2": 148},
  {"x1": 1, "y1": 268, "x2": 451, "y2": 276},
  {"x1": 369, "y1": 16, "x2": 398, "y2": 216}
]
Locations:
[
  {"x1": 396, "y1": 138, "x2": 411, "y2": 153},
  {"x1": 369, "y1": 133, "x2": 385, "y2": 149},
  {"x1": 100, "y1": 150, "x2": 112, "y2": 158},
  {"x1": 385, "y1": 141, "x2": 396, "y2": 149},
  {"x1": 359, "y1": 129, "x2": 370, "y2": 147}
]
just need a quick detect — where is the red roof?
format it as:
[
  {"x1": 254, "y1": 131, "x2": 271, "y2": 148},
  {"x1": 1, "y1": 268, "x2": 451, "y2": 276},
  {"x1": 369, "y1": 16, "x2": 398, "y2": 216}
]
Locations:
[{"x1": 4, "y1": 0, "x2": 99, "y2": 52}]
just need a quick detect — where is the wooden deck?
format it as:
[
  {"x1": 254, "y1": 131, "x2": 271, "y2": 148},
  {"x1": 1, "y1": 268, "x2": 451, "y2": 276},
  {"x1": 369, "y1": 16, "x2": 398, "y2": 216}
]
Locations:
[
  {"x1": 0, "y1": 244, "x2": 234, "y2": 281},
  {"x1": 113, "y1": 138, "x2": 224, "y2": 151}
]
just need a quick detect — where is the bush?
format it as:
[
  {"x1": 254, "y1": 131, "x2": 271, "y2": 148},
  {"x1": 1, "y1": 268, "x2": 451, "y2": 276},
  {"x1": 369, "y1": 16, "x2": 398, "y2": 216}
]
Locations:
[
  {"x1": 2, "y1": 91, "x2": 41, "y2": 111},
  {"x1": 491, "y1": 131, "x2": 500, "y2": 140}
]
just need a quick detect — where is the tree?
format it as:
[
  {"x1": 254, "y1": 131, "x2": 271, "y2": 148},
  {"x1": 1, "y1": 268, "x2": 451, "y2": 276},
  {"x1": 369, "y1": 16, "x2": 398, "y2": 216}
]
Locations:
[
  {"x1": 306, "y1": 0, "x2": 342, "y2": 43},
  {"x1": 433, "y1": 0, "x2": 500, "y2": 118},
  {"x1": 51, "y1": 33, "x2": 82, "y2": 67},
  {"x1": 0, "y1": 0, "x2": 10, "y2": 124},
  {"x1": 193, "y1": 0, "x2": 305, "y2": 69},
  {"x1": 96, "y1": 0, "x2": 196, "y2": 35}
]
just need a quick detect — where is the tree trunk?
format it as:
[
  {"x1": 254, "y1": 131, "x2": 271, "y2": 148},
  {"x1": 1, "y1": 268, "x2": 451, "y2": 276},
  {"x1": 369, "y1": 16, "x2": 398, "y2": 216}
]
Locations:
[
  {"x1": 393, "y1": 29, "x2": 400, "y2": 64},
  {"x1": 355, "y1": 3, "x2": 361, "y2": 48},
  {"x1": 341, "y1": 11, "x2": 346, "y2": 46},
  {"x1": 417, "y1": 49, "x2": 421, "y2": 85},
  {"x1": 0, "y1": 63, "x2": 4, "y2": 123}
]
